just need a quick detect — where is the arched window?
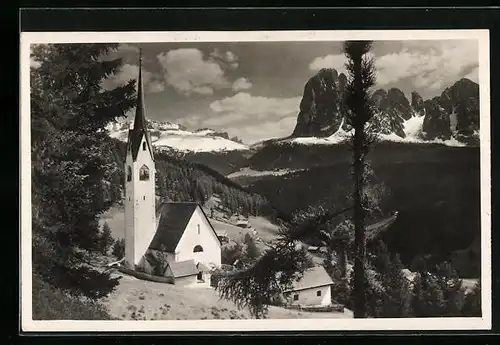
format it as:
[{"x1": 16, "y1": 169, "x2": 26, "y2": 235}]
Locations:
[
  {"x1": 139, "y1": 165, "x2": 150, "y2": 181},
  {"x1": 142, "y1": 142, "x2": 146, "y2": 151},
  {"x1": 193, "y1": 245, "x2": 204, "y2": 253},
  {"x1": 127, "y1": 166, "x2": 132, "y2": 182}
]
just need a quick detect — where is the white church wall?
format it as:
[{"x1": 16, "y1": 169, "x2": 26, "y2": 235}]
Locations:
[{"x1": 175, "y1": 206, "x2": 222, "y2": 269}]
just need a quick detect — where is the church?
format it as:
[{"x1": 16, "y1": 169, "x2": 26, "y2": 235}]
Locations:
[{"x1": 123, "y1": 52, "x2": 221, "y2": 286}]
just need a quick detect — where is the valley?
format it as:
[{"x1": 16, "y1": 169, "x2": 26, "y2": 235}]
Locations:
[{"x1": 103, "y1": 73, "x2": 482, "y2": 279}]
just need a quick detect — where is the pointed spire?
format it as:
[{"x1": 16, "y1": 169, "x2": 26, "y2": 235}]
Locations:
[
  {"x1": 133, "y1": 48, "x2": 147, "y2": 131},
  {"x1": 127, "y1": 47, "x2": 154, "y2": 161}
]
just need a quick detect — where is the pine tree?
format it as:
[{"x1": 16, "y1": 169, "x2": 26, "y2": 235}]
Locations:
[
  {"x1": 411, "y1": 271, "x2": 445, "y2": 317},
  {"x1": 112, "y1": 238, "x2": 126, "y2": 259},
  {"x1": 461, "y1": 281, "x2": 481, "y2": 317},
  {"x1": 435, "y1": 261, "x2": 466, "y2": 316},
  {"x1": 243, "y1": 233, "x2": 260, "y2": 260},
  {"x1": 381, "y1": 254, "x2": 412, "y2": 317},
  {"x1": 99, "y1": 222, "x2": 115, "y2": 255},
  {"x1": 343, "y1": 40, "x2": 377, "y2": 318},
  {"x1": 31, "y1": 43, "x2": 136, "y2": 299}
]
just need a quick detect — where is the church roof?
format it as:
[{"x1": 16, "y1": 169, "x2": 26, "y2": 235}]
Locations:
[
  {"x1": 167, "y1": 259, "x2": 198, "y2": 278},
  {"x1": 148, "y1": 202, "x2": 222, "y2": 252},
  {"x1": 149, "y1": 202, "x2": 199, "y2": 252},
  {"x1": 127, "y1": 49, "x2": 154, "y2": 162}
]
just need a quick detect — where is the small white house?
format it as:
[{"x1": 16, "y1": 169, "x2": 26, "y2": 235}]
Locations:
[{"x1": 283, "y1": 266, "x2": 334, "y2": 307}]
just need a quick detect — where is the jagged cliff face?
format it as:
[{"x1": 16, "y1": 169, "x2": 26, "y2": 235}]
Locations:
[
  {"x1": 371, "y1": 88, "x2": 413, "y2": 138},
  {"x1": 411, "y1": 91, "x2": 425, "y2": 115},
  {"x1": 292, "y1": 68, "x2": 349, "y2": 137},
  {"x1": 421, "y1": 78, "x2": 479, "y2": 144},
  {"x1": 291, "y1": 68, "x2": 479, "y2": 145}
]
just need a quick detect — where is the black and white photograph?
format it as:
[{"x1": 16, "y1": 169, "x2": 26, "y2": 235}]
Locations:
[{"x1": 20, "y1": 29, "x2": 491, "y2": 332}]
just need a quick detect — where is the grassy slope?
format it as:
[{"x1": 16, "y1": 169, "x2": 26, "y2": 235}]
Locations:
[
  {"x1": 32, "y1": 275, "x2": 113, "y2": 320},
  {"x1": 102, "y1": 272, "x2": 352, "y2": 320}
]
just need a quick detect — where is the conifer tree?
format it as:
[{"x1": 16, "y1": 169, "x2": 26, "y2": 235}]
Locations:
[
  {"x1": 435, "y1": 261, "x2": 466, "y2": 316},
  {"x1": 99, "y1": 222, "x2": 115, "y2": 255},
  {"x1": 31, "y1": 43, "x2": 136, "y2": 299},
  {"x1": 112, "y1": 238, "x2": 126, "y2": 259},
  {"x1": 243, "y1": 233, "x2": 260, "y2": 260},
  {"x1": 411, "y1": 271, "x2": 445, "y2": 317},
  {"x1": 461, "y1": 281, "x2": 481, "y2": 317},
  {"x1": 343, "y1": 40, "x2": 377, "y2": 318}
]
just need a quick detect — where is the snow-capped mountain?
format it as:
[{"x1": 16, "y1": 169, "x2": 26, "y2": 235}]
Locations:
[
  {"x1": 106, "y1": 118, "x2": 249, "y2": 153},
  {"x1": 289, "y1": 68, "x2": 479, "y2": 148}
]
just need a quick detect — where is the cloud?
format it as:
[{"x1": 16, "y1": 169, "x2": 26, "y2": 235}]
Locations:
[
  {"x1": 463, "y1": 66, "x2": 479, "y2": 83},
  {"x1": 203, "y1": 92, "x2": 300, "y2": 143},
  {"x1": 100, "y1": 63, "x2": 165, "y2": 93},
  {"x1": 309, "y1": 40, "x2": 479, "y2": 93},
  {"x1": 376, "y1": 40, "x2": 479, "y2": 90},
  {"x1": 157, "y1": 48, "x2": 232, "y2": 96},
  {"x1": 309, "y1": 54, "x2": 348, "y2": 76},
  {"x1": 117, "y1": 43, "x2": 140, "y2": 54},
  {"x1": 209, "y1": 48, "x2": 239, "y2": 69},
  {"x1": 209, "y1": 92, "x2": 301, "y2": 119},
  {"x1": 232, "y1": 77, "x2": 253, "y2": 92},
  {"x1": 228, "y1": 116, "x2": 298, "y2": 144},
  {"x1": 177, "y1": 92, "x2": 301, "y2": 143}
]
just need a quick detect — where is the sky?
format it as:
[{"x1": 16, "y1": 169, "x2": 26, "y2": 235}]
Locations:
[{"x1": 97, "y1": 40, "x2": 478, "y2": 144}]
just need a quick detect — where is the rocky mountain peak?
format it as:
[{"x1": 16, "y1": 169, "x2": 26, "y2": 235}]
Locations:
[
  {"x1": 421, "y1": 78, "x2": 479, "y2": 144},
  {"x1": 291, "y1": 68, "x2": 349, "y2": 138},
  {"x1": 411, "y1": 91, "x2": 424, "y2": 115},
  {"x1": 290, "y1": 70, "x2": 479, "y2": 146},
  {"x1": 370, "y1": 88, "x2": 410, "y2": 138}
]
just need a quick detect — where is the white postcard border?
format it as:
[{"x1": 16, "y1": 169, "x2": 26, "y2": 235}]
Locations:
[{"x1": 20, "y1": 29, "x2": 491, "y2": 332}]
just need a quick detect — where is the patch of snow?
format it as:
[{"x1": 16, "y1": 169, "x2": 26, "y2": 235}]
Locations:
[
  {"x1": 193, "y1": 129, "x2": 216, "y2": 136},
  {"x1": 290, "y1": 117, "x2": 352, "y2": 145},
  {"x1": 449, "y1": 106, "x2": 458, "y2": 136},
  {"x1": 287, "y1": 115, "x2": 466, "y2": 148},
  {"x1": 154, "y1": 135, "x2": 248, "y2": 153},
  {"x1": 227, "y1": 167, "x2": 303, "y2": 179},
  {"x1": 106, "y1": 119, "x2": 249, "y2": 153},
  {"x1": 403, "y1": 114, "x2": 425, "y2": 138}
]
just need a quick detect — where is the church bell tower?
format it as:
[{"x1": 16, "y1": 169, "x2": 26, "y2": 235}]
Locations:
[{"x1": 124, "y1": 49, "x2": 157, "y2": 269}]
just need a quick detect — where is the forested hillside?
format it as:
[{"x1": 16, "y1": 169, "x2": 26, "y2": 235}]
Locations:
[
  {"x1": 112, "y1": 139, "x2": 277, "y2": 219},
  {"x1": 247, "y1": 150, "x2": 481, "y2": 278}
]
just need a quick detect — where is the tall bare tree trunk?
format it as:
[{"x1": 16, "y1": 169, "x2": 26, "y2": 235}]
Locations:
[
  {"x1": 353, "y1": 121, "x2": 366, "y2": 318},
  {"x1": 343, "y1": 40, "x2": 376, "y2": 318}
]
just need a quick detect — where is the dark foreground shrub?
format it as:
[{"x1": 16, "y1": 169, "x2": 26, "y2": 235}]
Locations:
[{"x1": 32, "y1": 274, "x2": 113, "y2": 320}]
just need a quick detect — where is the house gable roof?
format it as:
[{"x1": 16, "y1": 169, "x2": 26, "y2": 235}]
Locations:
[
  {"x1": 166, "y1": 259, "x2": 198, "y2": 278},
  {"x1": 285, "y1": 266, "x2": 334, "y2": 292},
  {"x1": 149, "y1": 202, "x2": 222, "y2": 252}
]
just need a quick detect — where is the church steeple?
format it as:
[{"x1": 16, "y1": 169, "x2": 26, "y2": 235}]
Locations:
[
  {"x1": 133, "y1": 49, "x2": 147, "y2": 133},
  {"x1": 127, "y1": 48, "x2": 154, "y2": 161}
]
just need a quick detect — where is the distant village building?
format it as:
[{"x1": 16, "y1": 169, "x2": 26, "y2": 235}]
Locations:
[
  {"x1": 283, "y1": 266, "x2": 334, "y2": 307},
  {"x1": 123, "y1": 54, "x2": 221, "y2": 286}
]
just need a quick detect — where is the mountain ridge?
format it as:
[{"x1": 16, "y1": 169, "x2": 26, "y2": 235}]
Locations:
[{"x1": 290, "y1": 70, "x2": 479, "y2": 147}]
